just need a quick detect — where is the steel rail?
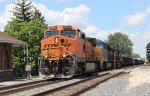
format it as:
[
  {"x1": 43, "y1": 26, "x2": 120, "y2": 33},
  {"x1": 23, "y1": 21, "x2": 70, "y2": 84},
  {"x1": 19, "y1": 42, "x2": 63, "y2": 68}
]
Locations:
[
  {"x1": 0, "y1": 79, "x2": 67, "y2": 96},
  {"x1": 32, "y1": 72, "x2": 112, "y2": 96}
]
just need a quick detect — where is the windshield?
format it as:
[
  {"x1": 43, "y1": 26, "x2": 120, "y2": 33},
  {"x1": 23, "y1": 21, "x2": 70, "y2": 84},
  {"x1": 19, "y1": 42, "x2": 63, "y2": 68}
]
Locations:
[
  {"x1": 60, "y1": 30, "x2": 76, "y2": 38},
  {"x1": 45, "y1": 31, "x2": 58, "y2": 38}
]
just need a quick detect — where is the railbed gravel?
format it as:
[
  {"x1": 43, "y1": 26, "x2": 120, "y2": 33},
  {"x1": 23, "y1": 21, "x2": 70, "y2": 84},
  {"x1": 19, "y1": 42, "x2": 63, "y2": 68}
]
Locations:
[
  {"x1": 8, "y1": 72, "x2": 109, "y2": 96},
  {"x1": 7, "y1": 78, "x2": 82, "y2": 96},
  {"x1": 6, "y1": 68, "x2": 128, "y2": 96},
  {"x1": 80, "y1": 65, "x2": 150, "y2": 96},
  {"x1": 48, "y1": 73, "x2": 115, "y2": 96}
]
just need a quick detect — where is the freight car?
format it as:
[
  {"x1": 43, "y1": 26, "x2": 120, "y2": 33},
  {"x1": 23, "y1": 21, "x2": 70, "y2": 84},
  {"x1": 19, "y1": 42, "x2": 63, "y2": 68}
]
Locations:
[
  {"x1": 122, "y1": 57, "x2": 133, "y2": 66},
  {"x1": 39, "y1": 25, "x2": 142, "y2": 78},
  {"x1": 122, "y1": 57, "x2": 144, "y2": 66}
]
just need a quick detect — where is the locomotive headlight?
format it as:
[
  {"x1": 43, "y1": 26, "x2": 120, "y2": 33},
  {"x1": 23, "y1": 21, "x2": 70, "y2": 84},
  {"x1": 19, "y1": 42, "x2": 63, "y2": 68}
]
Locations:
[
  {"x1": 45, "y1": 55, "x2": 48, "y2": 58},
  {"x1": 63, "y1": 54, "x2": 66, "y2": 57},
  {"x1": 55, "y1": 37, "x2": 58, "y2": 43}
]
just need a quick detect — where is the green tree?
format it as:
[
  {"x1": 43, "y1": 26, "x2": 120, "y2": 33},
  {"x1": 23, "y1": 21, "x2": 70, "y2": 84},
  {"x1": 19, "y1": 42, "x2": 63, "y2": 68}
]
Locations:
[
  {"x1": 131, "y1": 53, "x2": 140, "y2": 58},
  {"x1": 107, "y1": 32, "x2": 133, "y2": 57},
  {"x1": 32, "y1": 8, "x2": 45, "y2": 23},
  {"x1": 146, "y1": 42, "x2": 150, "y2": 62},
  {"x1": 5, "y1": 0, "x2": 48, "y2": 76},
  {"x1": 5, "y1": 20, "x2": 47, "y2": 76},
  {"x1": 146, "y1": 42, "x2": 150, "y2": 52},
  {"x1": 12, "y1": 0, "x2": 33, "y2": 22}
]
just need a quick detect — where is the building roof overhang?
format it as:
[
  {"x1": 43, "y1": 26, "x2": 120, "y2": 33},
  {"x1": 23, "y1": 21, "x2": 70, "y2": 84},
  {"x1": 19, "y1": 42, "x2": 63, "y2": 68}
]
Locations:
[{"x1": 0, "y1": 32, "x2": 26, "y2": 47}]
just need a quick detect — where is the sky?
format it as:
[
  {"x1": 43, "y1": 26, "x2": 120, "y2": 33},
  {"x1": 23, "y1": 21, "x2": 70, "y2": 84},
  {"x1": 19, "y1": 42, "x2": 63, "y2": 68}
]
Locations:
[{"x1": 0, "y1": 0, "x2": 150, "y2": 58}]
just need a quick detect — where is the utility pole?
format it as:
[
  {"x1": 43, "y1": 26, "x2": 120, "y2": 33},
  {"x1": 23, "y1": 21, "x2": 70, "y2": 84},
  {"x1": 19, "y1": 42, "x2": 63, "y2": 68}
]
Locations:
[
  {"x1": 26, "y1": 43, "x2": 29, "y2": 65},
  {"x1": 23, "y1": 43, "x2": 32, "y2": 64}
]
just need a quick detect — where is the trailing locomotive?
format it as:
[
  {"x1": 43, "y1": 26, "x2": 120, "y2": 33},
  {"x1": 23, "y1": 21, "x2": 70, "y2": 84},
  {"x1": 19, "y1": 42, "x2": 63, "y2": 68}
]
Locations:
[{"x1": 39, "y1": 25, "x2": 143, "y2": 78}]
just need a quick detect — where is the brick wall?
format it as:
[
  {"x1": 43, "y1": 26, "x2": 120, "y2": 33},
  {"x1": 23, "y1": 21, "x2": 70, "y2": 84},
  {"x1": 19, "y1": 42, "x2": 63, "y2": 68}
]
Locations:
[{"x1": 0, "y1": 43, "x2": 14, "y2": 81}]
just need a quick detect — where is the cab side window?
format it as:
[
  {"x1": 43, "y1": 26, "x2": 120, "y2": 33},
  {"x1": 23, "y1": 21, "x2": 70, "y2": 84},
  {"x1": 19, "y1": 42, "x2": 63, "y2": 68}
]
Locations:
[
  {"x1": 78, "y1": 31, "x2": 85, "y2": 39},
  {"x1": 78, "y1": 32, "x2": 82, "y2": 39},
  {"x1": 81, "y1": 34, "x2": 85, "y2": 39}
]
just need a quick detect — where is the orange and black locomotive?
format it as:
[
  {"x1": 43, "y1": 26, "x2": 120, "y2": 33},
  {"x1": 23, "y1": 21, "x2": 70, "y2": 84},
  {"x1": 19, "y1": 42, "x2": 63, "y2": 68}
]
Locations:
[{"x1": 40, "y1": 25, "x2": 123, "y2": 78}]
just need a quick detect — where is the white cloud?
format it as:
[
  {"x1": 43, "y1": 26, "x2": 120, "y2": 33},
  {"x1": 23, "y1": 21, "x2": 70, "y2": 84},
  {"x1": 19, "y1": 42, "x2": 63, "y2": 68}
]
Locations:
[
  {"x1": 0, "y1": 0, "x2": 5, "y2": 3},
  {"x1": 0, "y1": 0, "x2": 12, "y2": 3},
  {"x1": 82, "y1": 25, "x2": 123, "y2": 41},
  {"x1": 129, "y1": 32, "x2": 150, "y2": 58},
  {"x1": 123, "y1": 13, "x2": 146, "y2": 26},
  {"x1": 52, "y1": 0, "x2": 70, "y2": 3},
  {"x1": 0, "y1": 4, "x2": 14, "y2": 31},
  {"x1": 123, "y1": 5, "x2": 150, "y2": 26},
  {"x1": 41, "y1": 0, "x2": 70, "y2": 3},
  {"x1": 34, "y1": 3, "x2": 90, "y2": 29},
  {"x1": 146, "y1": 6, "x2": 150, "y2": 14}
]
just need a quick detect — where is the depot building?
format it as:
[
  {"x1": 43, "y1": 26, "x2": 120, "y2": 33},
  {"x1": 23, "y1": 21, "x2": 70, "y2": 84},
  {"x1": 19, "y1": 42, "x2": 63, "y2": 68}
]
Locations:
[{"x1": 0, "y1": 32, "x2": 26, "y2": 81}]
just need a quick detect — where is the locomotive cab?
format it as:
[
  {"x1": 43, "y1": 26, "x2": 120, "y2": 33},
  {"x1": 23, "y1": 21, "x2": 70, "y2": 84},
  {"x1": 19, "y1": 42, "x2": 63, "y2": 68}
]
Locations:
[{"x1": 41, "y1": 25, "x2": 77, "y2": 59}]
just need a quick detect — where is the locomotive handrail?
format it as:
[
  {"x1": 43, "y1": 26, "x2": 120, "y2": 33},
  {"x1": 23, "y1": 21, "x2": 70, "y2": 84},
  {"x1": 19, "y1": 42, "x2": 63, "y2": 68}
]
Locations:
[{"x1": 61, "y1": 45, "x2": 77, "y2": 66}]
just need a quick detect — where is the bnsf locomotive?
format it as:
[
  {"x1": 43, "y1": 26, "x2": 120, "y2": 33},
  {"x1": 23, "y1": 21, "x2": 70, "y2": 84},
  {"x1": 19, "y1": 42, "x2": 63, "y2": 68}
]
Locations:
[{"x1": 39, "y1": 25, "x2": 142, "y2": 78}]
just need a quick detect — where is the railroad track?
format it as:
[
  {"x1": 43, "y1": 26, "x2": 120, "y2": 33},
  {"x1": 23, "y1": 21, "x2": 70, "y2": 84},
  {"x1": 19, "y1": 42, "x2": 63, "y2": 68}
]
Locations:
[
  {"x1": 0, "y1": 78, "x2": 68, "y2": 96},
  {"x1": 0, "y1": 66, "x2": 135, "y2": 96},
  {"x1": 32, "y1": 71, "x2": 124, "y2": 96}
]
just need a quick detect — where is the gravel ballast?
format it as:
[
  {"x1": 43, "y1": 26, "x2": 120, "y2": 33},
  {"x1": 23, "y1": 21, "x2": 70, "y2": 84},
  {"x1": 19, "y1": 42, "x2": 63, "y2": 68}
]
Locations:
[
  {"x1": 9, "y1": 78, "x2": 82, "y2": 96},
  {"x1": 80, "y1": 65, "x2": 150, "y2": 96}
]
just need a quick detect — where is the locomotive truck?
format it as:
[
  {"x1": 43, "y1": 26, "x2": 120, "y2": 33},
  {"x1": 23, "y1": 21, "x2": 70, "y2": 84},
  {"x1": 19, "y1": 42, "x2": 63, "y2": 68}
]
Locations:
[{"x1": 39, "y1": 25, "x2": 123, "y2": 78}]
